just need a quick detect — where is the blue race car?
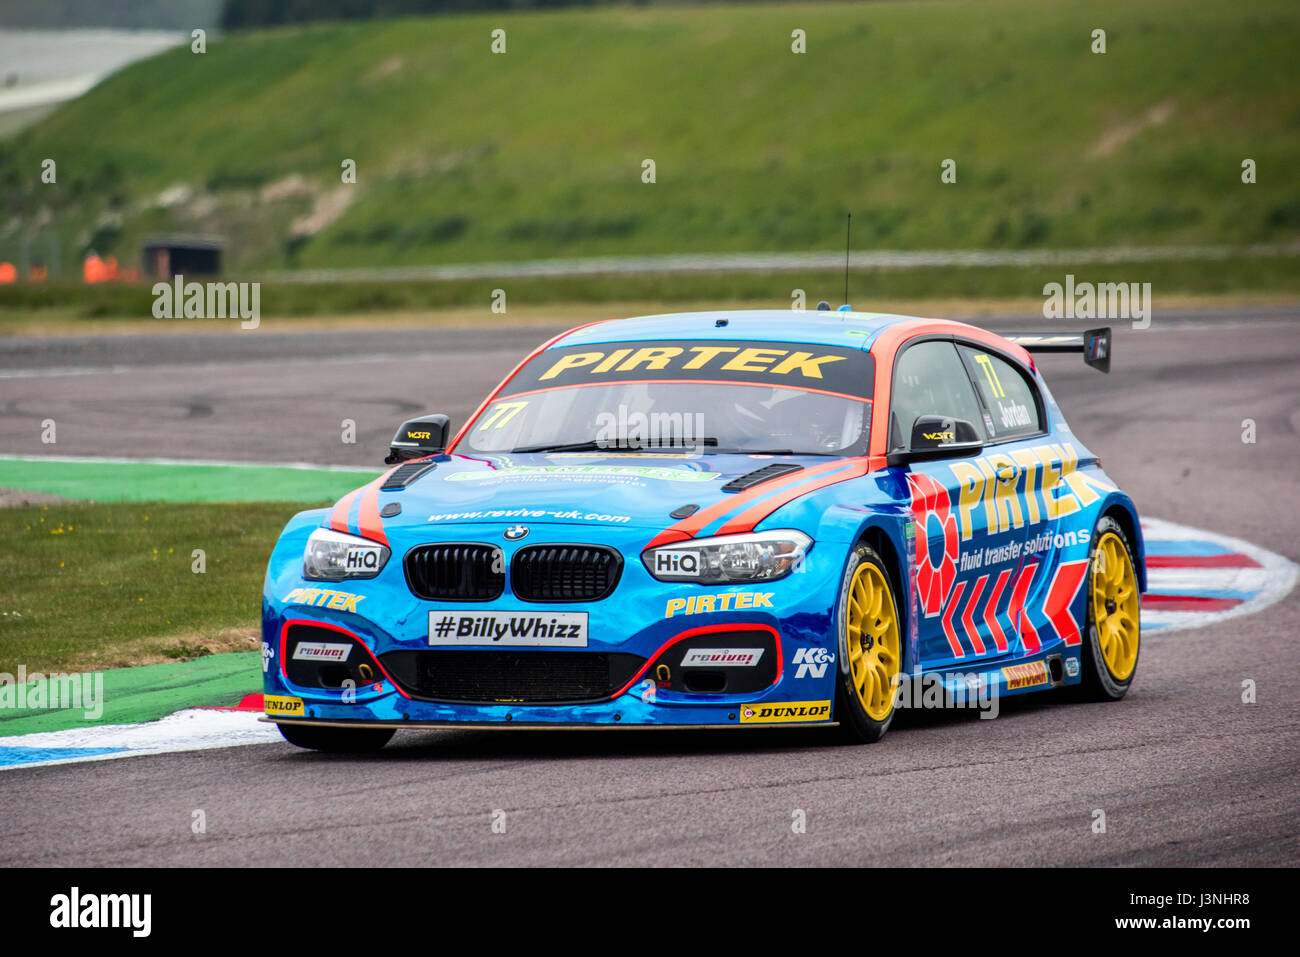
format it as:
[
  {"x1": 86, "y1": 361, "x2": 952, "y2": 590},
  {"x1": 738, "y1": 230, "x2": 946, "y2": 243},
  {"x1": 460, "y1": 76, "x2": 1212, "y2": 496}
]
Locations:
[{"x1": 261, "y1": 309, "x2": 1144, "y2": 750}]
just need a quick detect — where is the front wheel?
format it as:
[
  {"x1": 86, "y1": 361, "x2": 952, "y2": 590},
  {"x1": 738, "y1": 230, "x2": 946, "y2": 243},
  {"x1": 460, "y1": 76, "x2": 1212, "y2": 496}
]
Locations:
[
  {"x1": 1080, "y1": 515, "x2": 1141, "y2": 700},
  {"x1": 834, "y1": 544, "x2": 904, "y2": 743},
  {"x1": 277, "y1": 722, "x2": 395, "y2": 753}
]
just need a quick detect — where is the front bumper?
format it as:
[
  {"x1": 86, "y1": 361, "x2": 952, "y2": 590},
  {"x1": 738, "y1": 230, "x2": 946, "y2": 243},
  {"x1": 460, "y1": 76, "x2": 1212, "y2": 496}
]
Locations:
[{"x1": 261, "y1": 521, "x2": 849, "y2": 729}]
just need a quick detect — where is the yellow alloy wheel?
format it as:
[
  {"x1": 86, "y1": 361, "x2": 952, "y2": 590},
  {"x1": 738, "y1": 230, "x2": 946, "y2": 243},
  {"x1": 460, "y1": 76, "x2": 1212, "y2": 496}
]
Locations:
[
  {"x1": 846, "y1": 560, "x2": 902, "y2": 722},
  {"x1": 1091, "y1": 531, "x2": 1140, "y2": 681}
]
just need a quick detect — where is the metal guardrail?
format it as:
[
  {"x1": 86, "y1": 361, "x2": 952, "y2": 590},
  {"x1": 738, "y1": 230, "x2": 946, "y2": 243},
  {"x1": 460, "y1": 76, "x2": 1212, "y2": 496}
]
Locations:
[{"x1": 262, "y1": 242, "x2": 1300, "y2": 284}]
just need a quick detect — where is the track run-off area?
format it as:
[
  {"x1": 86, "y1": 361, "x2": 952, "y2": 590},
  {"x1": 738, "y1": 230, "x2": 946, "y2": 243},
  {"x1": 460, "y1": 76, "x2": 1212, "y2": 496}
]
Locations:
[{"x1": 0, "y1": 306, "x2": 1296, "y2": 865}]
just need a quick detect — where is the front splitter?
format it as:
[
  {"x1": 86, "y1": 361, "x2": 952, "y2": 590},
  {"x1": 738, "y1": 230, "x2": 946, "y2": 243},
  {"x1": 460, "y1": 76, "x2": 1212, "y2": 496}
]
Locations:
[{"x1": 261, "y1": 717, "x2": 838, "y2": 731}]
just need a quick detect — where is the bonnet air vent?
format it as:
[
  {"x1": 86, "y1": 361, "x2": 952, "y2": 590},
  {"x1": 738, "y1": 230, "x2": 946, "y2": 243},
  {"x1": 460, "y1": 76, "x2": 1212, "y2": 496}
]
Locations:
[
  {"x1": 720, "y1": 463, "x2": 804, "y2": 493},
  {"x1": 381, "y1": 461, "x2": 438, "y2": 490}
]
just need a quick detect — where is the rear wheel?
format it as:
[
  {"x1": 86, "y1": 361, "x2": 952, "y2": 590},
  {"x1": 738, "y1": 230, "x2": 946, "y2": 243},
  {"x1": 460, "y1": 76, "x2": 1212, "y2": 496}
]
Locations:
[
  {"x1": 1080, "y1": 515, "x2": 1141, "y2": 700},
  {"x1": 277, "y1": 722, "x2": 395, "y2": 753},
  {"x1": 834, "y1": 545, "x2": 903, "y2": 743}
]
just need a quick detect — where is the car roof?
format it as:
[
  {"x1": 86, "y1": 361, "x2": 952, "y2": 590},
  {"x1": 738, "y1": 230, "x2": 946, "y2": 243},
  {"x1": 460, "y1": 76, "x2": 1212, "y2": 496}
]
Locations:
[
  {"x1": 554, "y1": 310, "x2": 920, "y2": 351},
  {"x1": 552, "y1": 310, "x2": 1036, "y2": 370}
]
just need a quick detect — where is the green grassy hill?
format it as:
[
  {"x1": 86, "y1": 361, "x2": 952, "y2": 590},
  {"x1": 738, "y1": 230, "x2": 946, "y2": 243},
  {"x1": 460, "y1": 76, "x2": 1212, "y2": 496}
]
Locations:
[{"x1": 2, "y1": 0, "x2": 1297, "y2": 274}]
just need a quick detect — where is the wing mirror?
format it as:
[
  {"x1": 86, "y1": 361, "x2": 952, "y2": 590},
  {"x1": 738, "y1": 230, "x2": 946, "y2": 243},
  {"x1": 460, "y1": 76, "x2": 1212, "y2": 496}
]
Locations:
[
  {"x1": 385, "y1": 414, "x2": 451, "y2": 464},
  {"x1": 887, "y1": 415, "x2": 983, "y2": 467}
]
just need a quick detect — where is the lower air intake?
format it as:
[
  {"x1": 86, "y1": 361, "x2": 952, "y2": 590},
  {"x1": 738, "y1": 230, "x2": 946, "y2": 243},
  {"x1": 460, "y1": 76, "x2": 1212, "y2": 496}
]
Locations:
[{"x1": 379, "y1": 650, "x2": 644, "y2": 703}]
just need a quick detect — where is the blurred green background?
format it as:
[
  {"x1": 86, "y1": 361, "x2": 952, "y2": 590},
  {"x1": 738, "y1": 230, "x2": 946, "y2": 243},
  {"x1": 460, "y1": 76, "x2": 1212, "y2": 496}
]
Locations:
[{"x1": 1, "y1": 0, "x2": 1297, "y2": 305}]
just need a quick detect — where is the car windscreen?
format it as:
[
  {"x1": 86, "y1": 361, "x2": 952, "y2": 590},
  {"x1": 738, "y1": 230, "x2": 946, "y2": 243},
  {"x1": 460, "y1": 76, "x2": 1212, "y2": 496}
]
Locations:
[{"x1": 460, "y1": 339, "x2": 874, "y2": 456}]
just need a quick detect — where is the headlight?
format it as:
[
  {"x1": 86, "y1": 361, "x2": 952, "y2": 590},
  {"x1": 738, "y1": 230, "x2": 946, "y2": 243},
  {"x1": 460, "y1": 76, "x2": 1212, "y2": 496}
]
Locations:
[
  {"x1": 303, "y1": 527, "x2": 390, "y2": 581},
  {"x1": 643, "y1": 530, "x2": 811, "y2": 584}
]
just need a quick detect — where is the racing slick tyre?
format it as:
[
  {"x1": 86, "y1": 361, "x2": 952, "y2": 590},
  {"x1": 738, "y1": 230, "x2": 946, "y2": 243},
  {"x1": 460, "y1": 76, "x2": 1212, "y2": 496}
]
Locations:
[
  {"x1": 277, "y1": 722, "x2": 395, "y2": 753},
  {"x1": 1080, "y1": 514, "x2": 1141, "y2": 700},
  {"x1": 834, "y1": 544, "x2": 904, "y2": 743}
]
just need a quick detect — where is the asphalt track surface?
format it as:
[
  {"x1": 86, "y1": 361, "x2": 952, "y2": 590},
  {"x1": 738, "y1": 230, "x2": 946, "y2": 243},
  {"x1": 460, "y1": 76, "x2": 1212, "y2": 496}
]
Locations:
[{"x1": 1, "y1": 306, "x2": 1298, "y2": 866}]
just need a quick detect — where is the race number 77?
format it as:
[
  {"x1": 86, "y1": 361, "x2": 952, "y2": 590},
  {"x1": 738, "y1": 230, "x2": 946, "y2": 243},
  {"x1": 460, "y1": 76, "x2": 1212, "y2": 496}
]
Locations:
[
  {"x1": 972, "y1": 354, "x2": 1005, "y2": 399},
  {"x1": 477, "y1": 400, "x2": 528, "y2": 430}
]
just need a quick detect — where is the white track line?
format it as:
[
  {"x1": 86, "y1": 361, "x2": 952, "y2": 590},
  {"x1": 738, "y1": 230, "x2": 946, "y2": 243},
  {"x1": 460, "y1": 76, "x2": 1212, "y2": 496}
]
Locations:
[{"x1": 0, "y1": 709, "x2": 282, "y2": 771}]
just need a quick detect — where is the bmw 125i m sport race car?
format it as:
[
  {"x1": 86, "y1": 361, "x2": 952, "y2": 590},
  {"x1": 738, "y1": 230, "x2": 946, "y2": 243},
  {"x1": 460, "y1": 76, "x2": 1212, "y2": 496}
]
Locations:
[{"x1": 261, "y1": 309, "x2": 1144, "y2": 751}]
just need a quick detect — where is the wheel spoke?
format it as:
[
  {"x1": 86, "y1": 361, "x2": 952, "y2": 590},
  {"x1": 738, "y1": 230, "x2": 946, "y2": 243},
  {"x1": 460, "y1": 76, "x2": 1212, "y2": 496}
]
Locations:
[{"x1": 873, "y1": 662, "x2": 889, "y2": 701}]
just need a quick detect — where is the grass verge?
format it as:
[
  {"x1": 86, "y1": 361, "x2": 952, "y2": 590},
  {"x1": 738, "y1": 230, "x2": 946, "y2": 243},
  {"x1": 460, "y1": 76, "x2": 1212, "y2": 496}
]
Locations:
[{"x1": 0, "y1": 501, "x2": 307, "y2": 674}]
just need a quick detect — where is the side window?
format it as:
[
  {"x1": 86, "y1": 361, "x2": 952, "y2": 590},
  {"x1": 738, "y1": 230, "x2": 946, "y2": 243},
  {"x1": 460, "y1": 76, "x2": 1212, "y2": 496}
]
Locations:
[
  {"x1": 889, "y1": 340, "x2": 986, "y2": 451},
  {"x1": 958, "y1": 344, "x2": 1044, "y2": 441}
]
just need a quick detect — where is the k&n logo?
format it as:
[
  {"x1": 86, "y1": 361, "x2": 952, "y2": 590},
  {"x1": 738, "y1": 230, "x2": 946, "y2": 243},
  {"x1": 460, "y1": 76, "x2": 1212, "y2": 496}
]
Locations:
[{"x1": 793, "y1": 647, "x2": 835, "y2": 679}]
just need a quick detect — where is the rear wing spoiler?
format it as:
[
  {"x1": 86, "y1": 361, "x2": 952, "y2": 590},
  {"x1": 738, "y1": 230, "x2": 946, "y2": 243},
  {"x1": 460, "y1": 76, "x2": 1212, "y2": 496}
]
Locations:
[{"x1": 997, "y1": 327, "x2": 1111, "y2": 373}]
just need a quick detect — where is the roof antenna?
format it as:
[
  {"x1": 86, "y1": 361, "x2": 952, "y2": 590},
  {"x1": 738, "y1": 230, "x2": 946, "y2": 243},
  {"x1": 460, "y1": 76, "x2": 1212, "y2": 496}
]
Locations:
[{"x1": 842, "y1": 213, "x2": 851, "y2": 310}]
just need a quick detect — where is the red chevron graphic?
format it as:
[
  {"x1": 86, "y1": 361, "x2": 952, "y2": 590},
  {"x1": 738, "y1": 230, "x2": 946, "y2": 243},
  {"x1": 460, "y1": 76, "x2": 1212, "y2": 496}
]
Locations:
[
  {"x1": 940, "y1": 580, "x2": 967, "y2": 658},
  {"x1": 1008, "y1": 561, "x2": 1040, "y2": 653},
  {"x1": 1043, "y1": 559, "x2": 1089, "y2": 646},
  {"x1": 960, "y1": 574, "x2": 988, "y2": 655},
  {"x1": 984, "y1": 568, "x2": 1012, "y2": 652}
]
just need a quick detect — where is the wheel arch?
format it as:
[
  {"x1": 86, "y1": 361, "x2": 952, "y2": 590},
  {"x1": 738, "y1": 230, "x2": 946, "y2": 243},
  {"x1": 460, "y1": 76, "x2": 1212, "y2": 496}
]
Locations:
[
  {"x1": 1098, "y1": 495, "x2": 1147, "y2": 593},
  {"x1": 851, "y1": 519, "x2": 914, "y2": 670}
]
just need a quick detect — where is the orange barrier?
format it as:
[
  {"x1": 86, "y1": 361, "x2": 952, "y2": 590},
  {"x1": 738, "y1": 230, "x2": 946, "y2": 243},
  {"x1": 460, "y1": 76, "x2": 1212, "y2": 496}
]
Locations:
[{"x1": 83, "y1": 253, "x2": 120, "y2": 283}]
